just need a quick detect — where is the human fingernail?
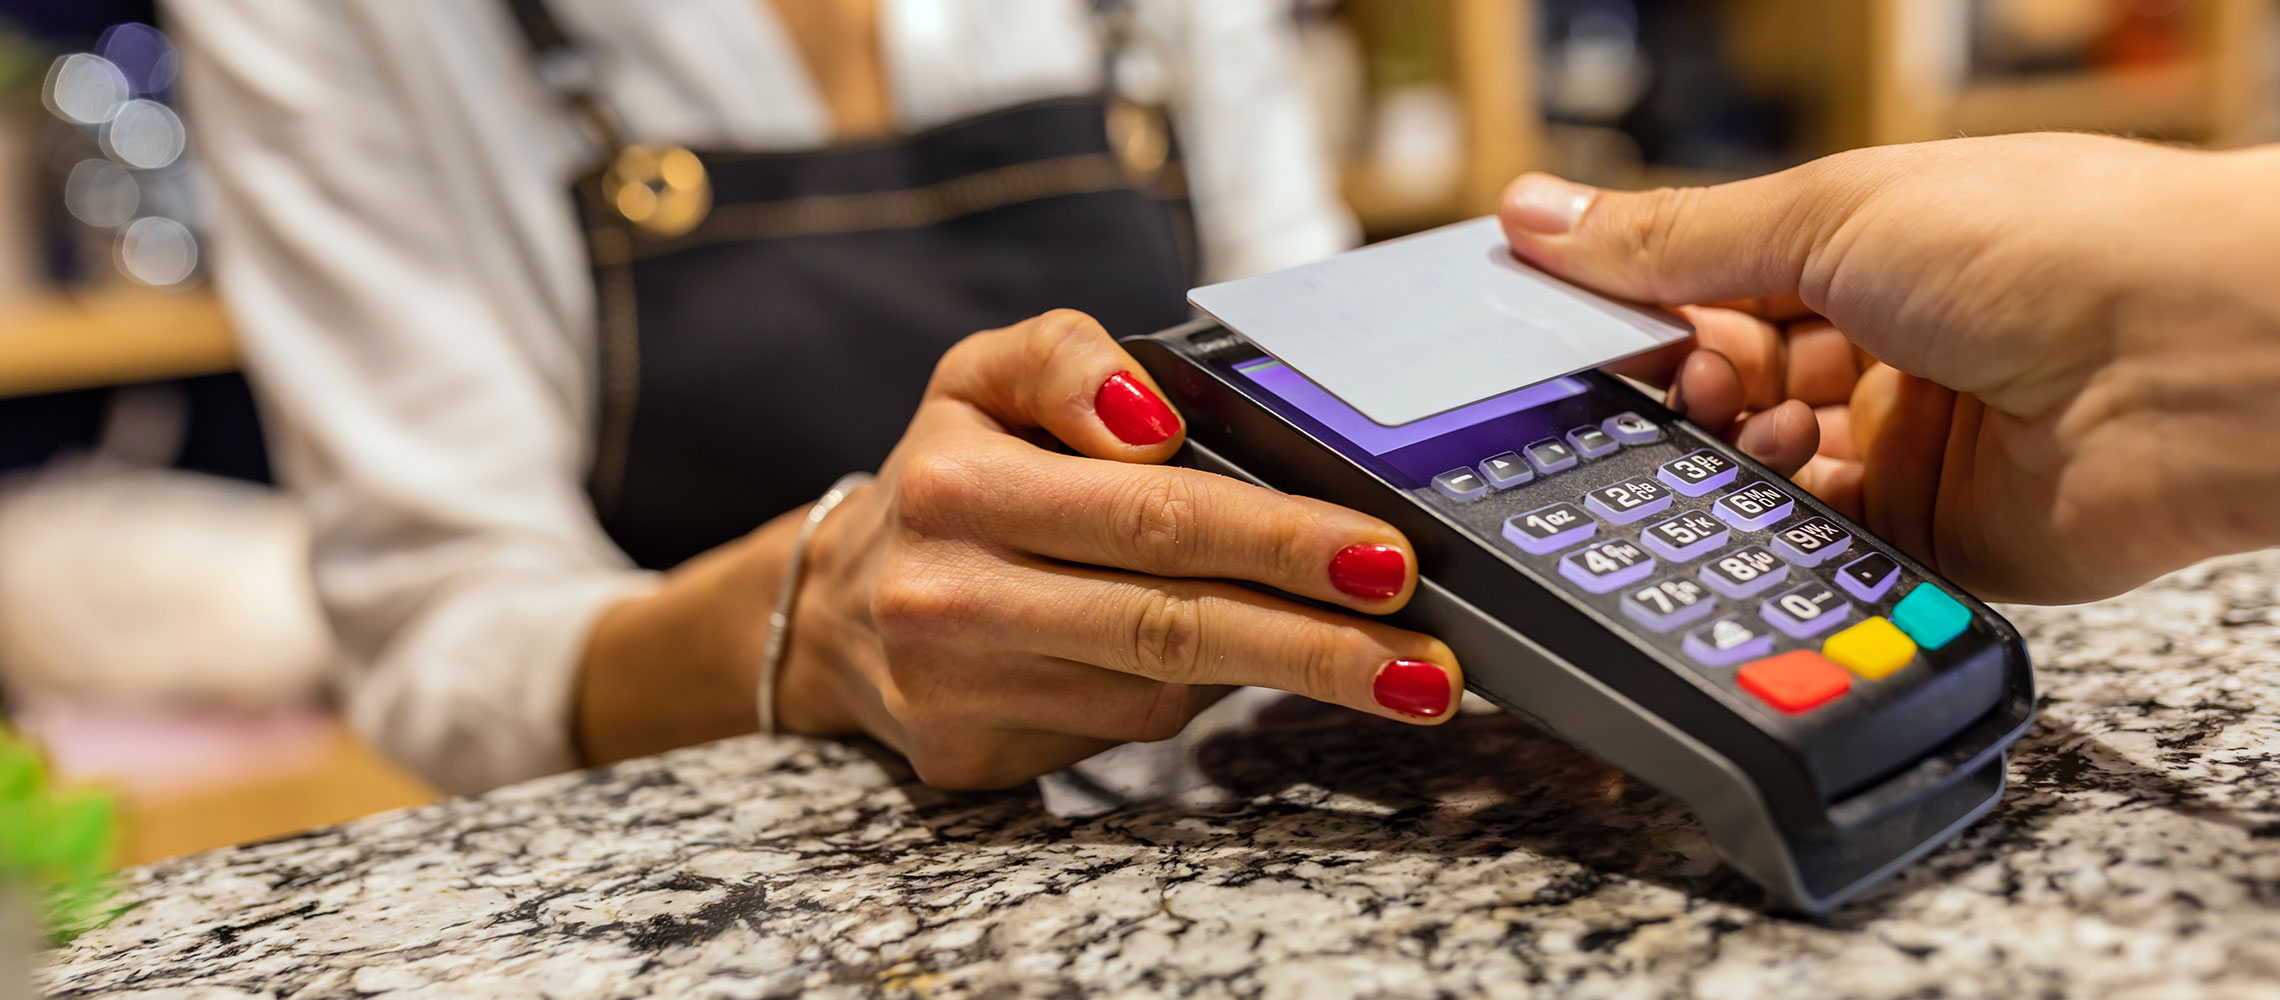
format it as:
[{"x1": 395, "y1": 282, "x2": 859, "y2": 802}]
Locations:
[
  {"x1": 1507, "y1": 175, "x2": 1599, "y2": 235},
  {"x1": 1329, "y1": 543, "x2": 1408, "y2": 601},
  {"x1": 1666, "y1": 379, "x2": 1688, "y2": 418},
  {"x1": 1737, "y1": 414, "x2": 1780, "y2": 459},
  {"x1": 1373, "y1": 660, "x2": 1453, "y2": 718},
  {"x1": 1095, "y1": 371, "x2": 1180, "y2": 445}
]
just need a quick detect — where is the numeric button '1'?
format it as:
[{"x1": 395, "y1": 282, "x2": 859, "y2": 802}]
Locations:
[{"x1": 1503, "y1": 502, "x2": 1596, "y2": 555}]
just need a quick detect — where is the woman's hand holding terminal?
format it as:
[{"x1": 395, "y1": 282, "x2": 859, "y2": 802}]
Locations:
[{"x1": 579, "y1": 310, "x2": 1463, "y2": 786}]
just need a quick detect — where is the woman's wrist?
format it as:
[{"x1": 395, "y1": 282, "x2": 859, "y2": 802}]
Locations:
[{"x1": 573, "y1": 509, "x2": 804, "y2": 765}]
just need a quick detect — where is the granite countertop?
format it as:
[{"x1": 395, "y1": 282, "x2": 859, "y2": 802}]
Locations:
[{"x1": 37, "y1": 550, "x2": 2280, "y2": 999}]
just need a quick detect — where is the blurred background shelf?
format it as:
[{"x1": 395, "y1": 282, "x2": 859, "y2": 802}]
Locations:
[{"x1": 0, "y1": 288, "x2": 235, "y2": 398}]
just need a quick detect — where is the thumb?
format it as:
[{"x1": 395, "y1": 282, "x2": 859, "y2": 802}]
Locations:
[{"x1": 1498, "y1": 164, "x2": 1862, "y2": 307}]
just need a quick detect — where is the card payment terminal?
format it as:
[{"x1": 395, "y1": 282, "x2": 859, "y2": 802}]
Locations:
[{"x1": 1123, "y1": 320, "x2": 2036, "y2": 915}]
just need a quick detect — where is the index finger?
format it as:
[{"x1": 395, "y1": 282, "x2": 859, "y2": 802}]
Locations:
[{"x1": 928, "y1": 309, "x2": 1185, "y2": 464}]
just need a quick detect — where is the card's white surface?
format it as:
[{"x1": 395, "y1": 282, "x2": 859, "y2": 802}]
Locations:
[{"x1": 1188, "y1": 216, "x2": 1692, "y2": 427}]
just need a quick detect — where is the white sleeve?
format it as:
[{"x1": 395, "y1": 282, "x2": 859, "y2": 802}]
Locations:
[
  {"x1": 1148, "y1": 0, "x2": 1361, "y2": 279},
  {"x1": 170, "y1": 0, "x2": 655, "y2": 793}
]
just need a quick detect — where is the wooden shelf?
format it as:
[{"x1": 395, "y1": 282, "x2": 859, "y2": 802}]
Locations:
[
  {"x1": 1950, "y1": 63, "x2": 2210, "y2": 138},
  {"x1": 0, "y1": 288, "x2": 238, "y2": 398}
]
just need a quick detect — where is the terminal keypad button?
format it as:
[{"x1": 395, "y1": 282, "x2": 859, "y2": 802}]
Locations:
[
  {"x1": 1432, "y1": 467, "x2": 1490, "y2": 502},
  {"x1": 1566, "y1": 425, "x2": 1620, "y2": 459},
  {"x1": 1770, "y1": 516, "x2": 1852, "y2": 567},
  {"x1": 1503, "y1": 502, "x2": 1596, "y2": 555},
  {"x1": 1584, "y1": 476, "x2": 1675, "y2": 525},
  {"x1": 1761, "y1": 582, "x2": 1852, "y2": 638},
  {"x1": 1823, "y1": 617, "x2": 1917, "y2": 680},
  {"x1": 1698, "y1": 545, "x2": 1790, "y2": 599},
  {"x1": 1737, "y1": 650, "x2": 1853, "y2": 714},
  {"x1": 1603, "y1": 411, "x2": 1664, "y2": 445},
  {"x1": 1641, "y1": 510, "x2": 1729, "y2": 562},
  {"x1": 1657, "y1": 449, "x2": 1739, "y2": 496},
  {"x1": 1714, "y1": 481, "x2": 1796, "y2": 530},
  {"x1": 1559, "y1": 539, "x2": 1657, "y2": 594},
  {"x1": 1835, "y1": 552, "x2": 1901, "y2": 603},
  {"x1": 1683, "y1": 616, "x2": 1776, "y2": 667},
  {"x1": 1892, "y1": 583, "x2": 1973, "y2": 650},
  {"x1": 1479, "y1": 452, "x2": 1534, "y2": 490},
  {"x1": 1524, "y1": 438, "x2": 1580, "y2": 475},
  {"x1": 1622, "y1": 576, "x2": 1718, "y2": 632}
]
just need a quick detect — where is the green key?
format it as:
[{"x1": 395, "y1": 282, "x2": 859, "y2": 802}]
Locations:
[{"x1": 1892, "y1": 583, "x2": 1972, "y2": 650}]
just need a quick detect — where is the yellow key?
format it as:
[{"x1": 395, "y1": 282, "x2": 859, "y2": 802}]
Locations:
[{"x1": 1822, "y1": 616, "x2": 1916, "y2": 680}]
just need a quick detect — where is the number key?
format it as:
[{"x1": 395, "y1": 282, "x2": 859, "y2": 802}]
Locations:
[
  {"x1": 1713, "y1": 481, "x2": 1795, "y2": 530},
  {"x1": 1583, "y1": 476, "x2": 1674, "y2": 525},
  {"x1": 1770, "y1": 516, "x2": 1852, "y2": 567},
  {"x1": 1657, "y1": 449, "x2": 1738, "y2": 496},
  {"x1": 1621, "y1": 576, "x2": 1718, "y2": 631},
  {"x1": 1503, "y1": 502, "x2": 1596, "y2": 555},
  {"x1": 1761, "y1": 582, "x2": 1852, "y2": 639},
  {"x1": 1558, "y1": 539, "x2": 1657, "y2": 594},
  {"x1": 1641, "y1": 509, "x2": 1730, "y2": 562},
  {"x1": 1698, "y1": 545, "x2": 1790, "y2": 599}
]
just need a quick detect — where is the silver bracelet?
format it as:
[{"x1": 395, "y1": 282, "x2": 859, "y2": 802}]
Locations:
[{"x1": 758, "y1": 471, "x2": 873, "y2": 737}]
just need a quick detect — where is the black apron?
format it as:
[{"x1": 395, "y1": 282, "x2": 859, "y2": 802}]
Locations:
[{"x1": 506, "y1": 0, "x2": 1195, "y2": 570}]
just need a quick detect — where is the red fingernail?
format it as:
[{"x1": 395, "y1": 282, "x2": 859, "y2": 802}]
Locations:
[
  {"x1": 1095, "y1": 371, "x2": 1180, "y2": 446},
  {"x1": 1330, "y1": 543, "x2": 1408, "y2": 601},
  {"x1": 1373, "y1": 660, "x2": 1452, "y2": 718}
]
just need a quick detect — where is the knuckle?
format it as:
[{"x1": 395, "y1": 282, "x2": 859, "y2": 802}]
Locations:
[
  {"x1": 927, "y1": 330, "x2": 995, "y2": 394},
  {"x1": 1290, "y1": 627, "x2": 1360, "y2": 704},
  {"x1": 1627, "y1": 186, "x2": 1702, "y2": 301},
  {"x1": 1116, "y1": 470, "x2": 1204, "y2": 567},
  {"x1": 1024, "y1": 309, "x2": 1106, "y2": 368},
  {"x1": 868, "y1": 560, "x2": 978, "y2": 642},
  {"x1": 1129, "y1": 587, "x2": 1208, "y2": 684},
  {"x1": 894, "y1": 448, "x2": 990, "y2": 530}
]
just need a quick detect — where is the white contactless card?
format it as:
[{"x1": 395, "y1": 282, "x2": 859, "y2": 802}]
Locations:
[{"x1": 1188, "y1": 215, "x2": 1691, "y2": 427}]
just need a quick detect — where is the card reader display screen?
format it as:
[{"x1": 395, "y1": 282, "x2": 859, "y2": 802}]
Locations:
[{"x1": 1234, "y1": 356, "x2": 1589, "y2": 486}]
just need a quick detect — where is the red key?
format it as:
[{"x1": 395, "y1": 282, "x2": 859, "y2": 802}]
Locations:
[{"x1": 1737, "y1": 650, "x2": 1853, "y2": 714}]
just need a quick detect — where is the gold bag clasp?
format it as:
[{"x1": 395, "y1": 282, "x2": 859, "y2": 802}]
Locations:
[{"x1": 602, "y1": 145, "x2": 712, "y2": 238}]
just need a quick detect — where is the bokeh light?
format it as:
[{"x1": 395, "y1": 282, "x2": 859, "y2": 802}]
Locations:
[
  {"x1": 42, "y1": 52, "x2": 131, "y2": 125},
  {"x1": 116, "y1": 216, "x2": 199, "y2": 286},
  {"x1": 100, "y1": 99, "x2": 187, "y2": 170},
  {"x1": 63, "y1": 159, "x2": 140, "y2": 229},
  {"x1": 94, "y1": 22, "x2": 178, "y2": 96}
]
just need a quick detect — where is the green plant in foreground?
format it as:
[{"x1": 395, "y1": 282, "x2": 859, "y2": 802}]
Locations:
[{"x1": 0, "y1": 726, "x2": 118, "y2": 945}]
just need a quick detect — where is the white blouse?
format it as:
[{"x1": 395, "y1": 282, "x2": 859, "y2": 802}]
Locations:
[{"x1": 166, "y1": 0, "x2": 1356, "y2": 792}]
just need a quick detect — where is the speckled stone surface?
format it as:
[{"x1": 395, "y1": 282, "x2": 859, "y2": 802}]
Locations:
[{"x1": 36, "y1": 551, "x2": 2280, "y2": 999}]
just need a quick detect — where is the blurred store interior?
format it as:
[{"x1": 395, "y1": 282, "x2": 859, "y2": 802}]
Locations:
[{"x1": 0, "y1": 0, "x2": 2274, "y2": 864}]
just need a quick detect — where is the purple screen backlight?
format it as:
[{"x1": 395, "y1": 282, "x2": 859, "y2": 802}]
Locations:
[{"x1": 1235, "y1": 358, "x2": 1586, "y2": 456}]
